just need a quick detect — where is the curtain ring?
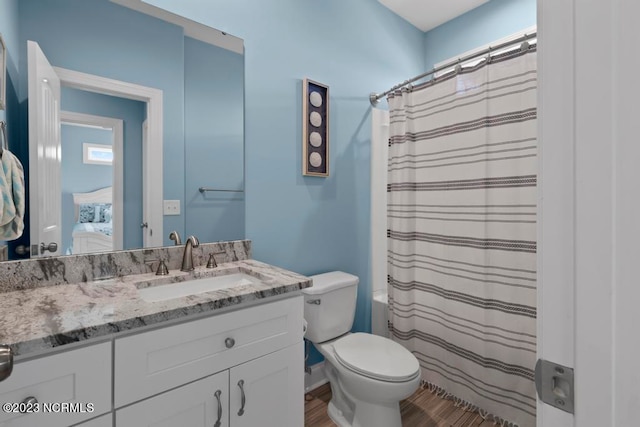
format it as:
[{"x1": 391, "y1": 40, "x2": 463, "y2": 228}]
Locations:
[
  {"x1": 485, "y1": 47, "x2": 492, "y2": 64},
  {"x1": 454, "y1": 59, "x2": 462, "y2": 74}
]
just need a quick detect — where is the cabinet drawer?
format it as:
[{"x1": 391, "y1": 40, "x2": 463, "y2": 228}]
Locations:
[
  {"x1": 115, "y1": 295, "x2": 303, "y2": 407},
  {"x1": 0, "y1": 342, "x2": 111, "y2": 427}
]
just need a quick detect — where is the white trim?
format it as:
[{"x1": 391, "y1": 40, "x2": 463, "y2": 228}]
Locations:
[
  {"x1": 370, "y1": 108, "x2": 389, "y2": 297},
  {"x1": 304, "y1": 361, "x2": 328, "y2": 393},
  {"x1": 61, "y1": 111, "x2": 123, "y2": 251},
  {"x1": 110, "y1": 0, "x2": 244, "y2": 55},
  {"x1": 537, "y1": 0, "x2": 575, "y2": 425},
  {"x1": 55, "y1": 66, "x2": 163, "y2": 247}
]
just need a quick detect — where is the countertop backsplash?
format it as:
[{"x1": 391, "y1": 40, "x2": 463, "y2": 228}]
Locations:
[{"x1": 0, "y1": 240, "x2": 252, "y2": 293}]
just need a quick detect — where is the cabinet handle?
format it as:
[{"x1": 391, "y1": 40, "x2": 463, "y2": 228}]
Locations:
[
  {"x1": 237, "y1": 379, "x2": 246, "y2": 416},
  {"x1": 20, "y1": 396, "x2": 38, "y2": 413},
  {"x1": 214, "y1": 390, "x2": 222, "y2": 427},
  {"x1": 225, "y1": 337, "x2": 235, "y2": 349}
]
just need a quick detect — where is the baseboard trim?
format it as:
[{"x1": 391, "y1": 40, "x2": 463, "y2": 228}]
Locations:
[{"x1": 305, "y1": 361, "x2": 328, "y2": 393}]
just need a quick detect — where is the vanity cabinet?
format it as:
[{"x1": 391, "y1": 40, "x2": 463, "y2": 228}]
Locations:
[
  {"x1": 113, "y1": 296, "x2": 303, "y2": 407},
  {"x1": 0, "y1": 342, "x2": 111, "y2": 427},
  {"x1": 114, "y1": 296, "x2": 304, "y2": 426},
  {"x1": 0, "y1": 296, "x2": 304, "y2": 427},
  {"x1": 115, "y1": 343, "x2": 303, "y2": 427}
]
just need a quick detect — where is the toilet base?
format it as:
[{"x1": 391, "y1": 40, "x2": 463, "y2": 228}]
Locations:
[
  {"x1": 327, "y1": 401, "x2": 351, "y2": 427},
  {"x1": 327, "y1": 393, "x2": 403, "y2": 427},
  {"x1": 351, "y1": 399, "x2": 402, "y2": 427}
]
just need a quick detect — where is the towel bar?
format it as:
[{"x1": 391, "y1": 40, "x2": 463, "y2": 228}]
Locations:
[{"x1": 198, "y1": 187, "x2": 244, "y2": 193}]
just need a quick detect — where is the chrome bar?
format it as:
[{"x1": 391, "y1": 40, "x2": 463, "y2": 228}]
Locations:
[
  {"x1": 370, "y1": 32, "x2": 537, "y2": 106},
  {"x1": 199, "y1": 187, "x2": 244, "y2": 193}
]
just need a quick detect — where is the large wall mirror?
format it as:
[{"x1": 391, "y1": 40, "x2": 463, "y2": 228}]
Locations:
[{"x1": 1, "y1": 0, "x2": 245, "y2": 260}]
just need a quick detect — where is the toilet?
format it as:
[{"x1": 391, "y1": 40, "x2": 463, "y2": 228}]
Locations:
[{"x1": 302, "y1": 271, "x2": 421, "y2": 427}]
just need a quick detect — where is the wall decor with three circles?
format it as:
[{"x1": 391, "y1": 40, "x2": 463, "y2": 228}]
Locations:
[{"x1": 302, "y1": 78, "x2": 329, "y2": 177}]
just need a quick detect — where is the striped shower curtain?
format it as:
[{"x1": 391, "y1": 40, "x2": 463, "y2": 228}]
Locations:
[{"x1": 387, "y1": 47, "x2": 537, "y2": 427}]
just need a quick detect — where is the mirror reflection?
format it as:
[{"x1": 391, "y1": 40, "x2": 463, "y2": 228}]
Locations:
[{"x1": 1, "y1": 0, "x2": 245, "y2": 260}]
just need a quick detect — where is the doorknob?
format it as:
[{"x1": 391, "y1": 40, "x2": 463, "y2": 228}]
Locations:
[
  {"x1": 140, "y1": 222, "x2": 148, "y2": 229},
  {"x1": 15, "y1": 245, "x2": 34, "y2": 256},
  {"x1": 40, "y1": 242, "x2": 58, "y2": 253}
]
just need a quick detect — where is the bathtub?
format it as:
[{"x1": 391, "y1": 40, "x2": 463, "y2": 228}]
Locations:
[{"x1": 372, "y1": 289, "x2": 389, "y2": 338}]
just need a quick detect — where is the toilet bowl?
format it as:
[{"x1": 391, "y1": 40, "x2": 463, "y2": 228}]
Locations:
[{"x1": 302, "y1": 272, "x2": 421, "y2": 427}]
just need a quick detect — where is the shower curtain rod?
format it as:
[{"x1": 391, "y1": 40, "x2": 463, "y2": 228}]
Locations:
[{"x1": 369, "y1": 31, "x2": 537, "y2": 107}]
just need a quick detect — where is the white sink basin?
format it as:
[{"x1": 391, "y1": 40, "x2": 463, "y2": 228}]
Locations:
[{"x1": 138, "y1": 272, "x2": 262, "y2": 303}]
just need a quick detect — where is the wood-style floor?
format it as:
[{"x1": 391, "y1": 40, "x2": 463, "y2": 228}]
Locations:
[{"x1": 305, "y1": 383, "x2": 498, "y2": 427}]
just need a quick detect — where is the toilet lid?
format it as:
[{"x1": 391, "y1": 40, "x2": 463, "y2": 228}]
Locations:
[{"x1": 333, "y1": 333, "x2": 420, "y2": 382}]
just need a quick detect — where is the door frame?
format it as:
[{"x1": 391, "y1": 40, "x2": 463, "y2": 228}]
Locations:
[
  {"x1": 536, "y1": 1, "x2": 576, "y2": 423},
  {"x1": 60, "y1": 111, "x2": 124, "y2": 251},
  {"x1": 537, "y1": 0, "x2": 634, "y2": 425},
  {"x1": 53, "y1": 67, "x2": 164, "y2": 247}
]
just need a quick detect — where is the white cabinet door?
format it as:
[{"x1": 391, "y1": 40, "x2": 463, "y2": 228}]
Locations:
[
  {"x1": 229, "y1": 342, "x2": 303, "y2": 427},
  {"x1": 74, "y1": 413, "x2": 112, "y2": 427},
  {"x1": 116, "y1": 371, "x2": 229, "y2": 427},
  {"x1": 0, "y1": 342, "x2": 111, "y2": 427}
]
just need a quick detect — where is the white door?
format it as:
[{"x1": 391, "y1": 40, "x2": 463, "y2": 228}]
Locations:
[
  {"x1": 538, "y1": 1, "x2": 640, "y2": 426},
  {"x1": 27, "y1": 41, "x2": 61, "y2": 258},
  {"x1": 116, "y1": 371, "x2": 229, "y2": 427},
  {"x1": 229, "y1": 343, "x2": 304, "y2": 427}
]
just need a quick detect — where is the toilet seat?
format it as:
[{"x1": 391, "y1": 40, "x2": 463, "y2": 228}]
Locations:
[{"x1": 333, "y1": 333, "x2": 420, "y2": 383}]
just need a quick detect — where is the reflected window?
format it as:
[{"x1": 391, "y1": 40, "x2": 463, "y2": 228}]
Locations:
[{"x1": 83, "y1": 143, "x2": 113, "y2": 165}]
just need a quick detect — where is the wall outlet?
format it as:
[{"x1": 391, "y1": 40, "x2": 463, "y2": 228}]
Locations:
[{"x1": 163, "y1": 200, "x2": 180, "y2": 215}]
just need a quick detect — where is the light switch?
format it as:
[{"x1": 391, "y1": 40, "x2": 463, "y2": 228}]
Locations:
[{"x1": 163, "y1": 200, "x2": 180, "y2": 215}]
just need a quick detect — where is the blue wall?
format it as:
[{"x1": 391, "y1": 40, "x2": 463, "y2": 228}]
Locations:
[
  {"x1": 0, "y1": 0, "x2": 19, "y2": 129},
  {"x1": 61, "y1": 87, "x2": 146, "y2": 249},
  {"x1": 184, "y1": 37, "x2": 244, "y2": 242},
  {"x1": 147, "y1": 0, "x2": 427, "y2": 363},
  {"x1": 423, "y1": 0, "x2": 537, "y2": 69},
  {"x1": 18, "y1": 0, "x2": 185, "y2": 243},
  {"x1": 0, "y1": 0, "x2": 22, "y2": 250},
  {"x1": 60, "y1": 125, "x2": 112, "y2": 253}
]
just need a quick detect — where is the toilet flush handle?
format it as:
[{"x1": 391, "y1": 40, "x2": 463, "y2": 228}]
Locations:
[{"x1": 306, "y1": 299, "x2": 321, "y2": 305}]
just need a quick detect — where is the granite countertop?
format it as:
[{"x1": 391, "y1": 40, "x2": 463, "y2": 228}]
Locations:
[{"x1": 0, "y1": 259, "x2": 311, "y2": 357}]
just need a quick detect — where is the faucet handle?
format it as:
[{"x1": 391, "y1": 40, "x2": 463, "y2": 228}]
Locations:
[
  {"x1": 156, "y1": 260, "x2": 169, "y2": 276},
  {"x1": 169, "y1": 231, "x2": 182, "y2": 245},
  {"x1": 206, "y1": 251, "x2": 227, "y2": 269},
  {"x1": 206, "y1": 253, "x2": 217, "y2": 269}
]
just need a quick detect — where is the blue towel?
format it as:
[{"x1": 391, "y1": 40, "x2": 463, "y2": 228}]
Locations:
[{"x1": 0, "y1": 150, "x2": 25, "y2": 240}]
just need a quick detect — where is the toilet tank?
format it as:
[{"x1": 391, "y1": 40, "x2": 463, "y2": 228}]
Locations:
[{"x1": 302, "y1": 271, "x2": 359, "y2": 343}]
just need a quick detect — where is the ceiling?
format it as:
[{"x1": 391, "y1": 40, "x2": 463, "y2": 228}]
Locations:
[{"x1": 378, "y1": 0, "x2": 490, "y2": 32}]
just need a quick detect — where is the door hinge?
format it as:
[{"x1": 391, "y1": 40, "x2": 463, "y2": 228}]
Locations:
[{"x1": 535, "y1": 359, "x2": 574, "y2": 414}]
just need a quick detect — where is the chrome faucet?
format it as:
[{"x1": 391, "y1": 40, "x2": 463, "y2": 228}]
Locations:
[
  {"x1": 169, "y1": 231, "x2": 182, "y2": 245},
  {"x1": 180, "y1": 236, "x2": 200, "y2": 272}
]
